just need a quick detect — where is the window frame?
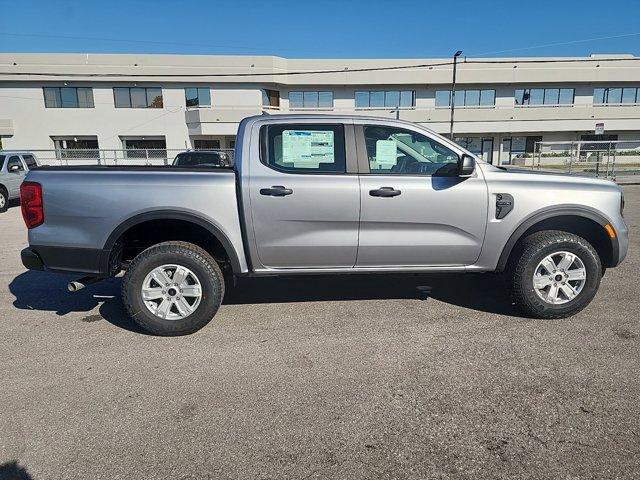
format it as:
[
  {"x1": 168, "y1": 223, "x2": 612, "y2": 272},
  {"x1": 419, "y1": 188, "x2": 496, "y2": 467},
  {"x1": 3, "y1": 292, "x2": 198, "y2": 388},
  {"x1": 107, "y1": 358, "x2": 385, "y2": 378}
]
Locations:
[
  {"x1": 259, "y1": 123, "x2": 348, "y2": 175},
  {"x1": 185, "y1": 87, "x2": 211, "y2": 107},
  {"x1": 43, "y1": 87, "x2": 94, "y2": 108},
  {"x1": 435, "y1": 89, "x2": 495, "y2": 108},
  {"x1": 288, "y1": 90, "x2": 334, "y2": 110},
  {"x1": 113, "y1": 87, "x2": 164, "y2": 108},
  {"x1": 515, "y1": 87, "x2": 575, "y2": 107},
  {"x1": 357, "y1": 124, "x2": 462, "y2": 177},
  {"x1": 355, "y1": 90, "x2": 416, "y2": 109}
]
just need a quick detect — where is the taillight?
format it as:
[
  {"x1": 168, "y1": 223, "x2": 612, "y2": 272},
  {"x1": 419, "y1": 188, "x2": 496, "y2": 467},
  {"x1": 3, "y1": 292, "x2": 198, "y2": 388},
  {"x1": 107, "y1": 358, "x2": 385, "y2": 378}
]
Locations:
[{"x1": 20, "y1": 181, "x2": 44, "y2": 229}]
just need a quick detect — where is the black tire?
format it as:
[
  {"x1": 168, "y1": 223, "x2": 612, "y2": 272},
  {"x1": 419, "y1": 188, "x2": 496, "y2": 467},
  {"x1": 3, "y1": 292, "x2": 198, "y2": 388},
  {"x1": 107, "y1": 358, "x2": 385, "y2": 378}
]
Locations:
[
  {"x1": 0, "y1": 188, "x2": 8, "y2": 213},
  {"x1": 122, "y1": 241, "x2": 224, "y2": 336},
  {"x1": 510, "y1": 230, "x2": 602, "y2": 319}
]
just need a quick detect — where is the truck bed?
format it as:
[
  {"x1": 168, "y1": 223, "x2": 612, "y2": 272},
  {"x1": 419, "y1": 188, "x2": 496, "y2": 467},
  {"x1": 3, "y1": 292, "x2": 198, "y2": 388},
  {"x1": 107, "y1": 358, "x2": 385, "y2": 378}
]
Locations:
[{"x1": 25, "y1": 167, "x2": 246, "y2": 274}]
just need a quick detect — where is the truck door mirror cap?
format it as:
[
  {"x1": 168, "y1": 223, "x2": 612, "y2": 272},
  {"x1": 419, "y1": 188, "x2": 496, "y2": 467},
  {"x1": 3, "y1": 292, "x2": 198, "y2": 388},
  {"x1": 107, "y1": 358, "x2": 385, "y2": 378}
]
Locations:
[{"x1": 458, "y1": 154, "x2": 475, "y2": 177}]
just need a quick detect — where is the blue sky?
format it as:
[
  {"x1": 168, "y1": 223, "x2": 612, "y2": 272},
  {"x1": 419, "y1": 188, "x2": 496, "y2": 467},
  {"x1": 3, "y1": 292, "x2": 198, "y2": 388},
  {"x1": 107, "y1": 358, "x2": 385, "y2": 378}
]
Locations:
[{"x1": 1, "y1": 0, "x2": 639, "y2": 58}]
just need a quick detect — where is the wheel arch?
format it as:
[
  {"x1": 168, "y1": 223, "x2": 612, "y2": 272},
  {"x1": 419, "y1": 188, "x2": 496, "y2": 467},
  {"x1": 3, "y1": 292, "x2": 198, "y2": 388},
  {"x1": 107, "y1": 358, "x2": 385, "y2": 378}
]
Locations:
[
  {"x1": 100, "y1": 210, "x2": 242, "y2": 275},
  {"x1": 496, "y1": 206, "x2": 619, "y2": 271}
]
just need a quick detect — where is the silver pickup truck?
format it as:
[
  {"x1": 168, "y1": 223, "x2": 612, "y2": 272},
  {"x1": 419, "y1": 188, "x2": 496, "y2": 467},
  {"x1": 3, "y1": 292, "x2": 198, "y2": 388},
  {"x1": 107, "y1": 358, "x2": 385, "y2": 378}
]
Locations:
[{"x1": 20, "y1": 115, "x2": 628, "y2": 335}]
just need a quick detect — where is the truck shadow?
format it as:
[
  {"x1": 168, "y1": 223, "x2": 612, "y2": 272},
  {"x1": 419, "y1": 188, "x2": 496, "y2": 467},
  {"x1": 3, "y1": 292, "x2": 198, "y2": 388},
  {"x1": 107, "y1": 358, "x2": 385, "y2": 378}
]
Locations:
[{"x1": 9, "y1": 270, "x2": 520, "y2": 334}]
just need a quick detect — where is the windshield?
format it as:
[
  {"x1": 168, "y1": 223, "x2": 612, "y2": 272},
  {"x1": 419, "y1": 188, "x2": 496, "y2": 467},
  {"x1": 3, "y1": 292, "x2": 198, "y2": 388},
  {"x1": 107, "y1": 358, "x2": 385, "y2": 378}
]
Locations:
[
  {"x1": 172, "y1": 151, "x2": 229, "y2": 167},
  {"x1": 0, "y1": 155, "x2": 5, "y2": 170}
]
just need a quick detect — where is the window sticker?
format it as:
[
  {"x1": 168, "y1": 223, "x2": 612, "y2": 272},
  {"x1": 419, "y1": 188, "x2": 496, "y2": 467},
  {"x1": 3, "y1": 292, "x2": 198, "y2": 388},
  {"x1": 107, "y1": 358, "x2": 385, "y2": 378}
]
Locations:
[
  {"x1": 375, "y1": 139, "x2": 398, "y2": 167},
  {"x1": 282, "y1": 130, "x2": 335, "y2": 167}
]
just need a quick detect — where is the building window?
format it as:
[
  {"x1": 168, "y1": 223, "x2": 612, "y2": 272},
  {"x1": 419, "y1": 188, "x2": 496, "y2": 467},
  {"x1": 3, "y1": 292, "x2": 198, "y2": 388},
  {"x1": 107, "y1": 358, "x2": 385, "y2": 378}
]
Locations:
[
  {"x1": 113, "y1": 87, "x2": 163, "y2": 108},
  {"x1": 594, "y1": 87, "x2": 638, "y2": 105},
  {"x1": 121, "y1": 137, "x2": 167, "y2": 158},
  {"x1": 185, "y1": 87, "x2": 211, "y2": 107},
  {"x1": 289, "y1": 91, "x2": 333, "y2": 109},
  {"x1": 262, "y1": 89, "x2": 280, "y2": 108},
  {"x1": 515, "y1": 88, "x2": 574, "y2": 106},
  {"x1": 43, "y1": 87, "x2": 94, "y2": 108},
  {"x1": 435, "y1": 89, "x2": 495, "y2": 107},
  {"x1": 355, "y1": 91, "x2": 415, "y2": 108},
  {"x1": 52, "y1": 136, "x2": 100, "y2": 160}
]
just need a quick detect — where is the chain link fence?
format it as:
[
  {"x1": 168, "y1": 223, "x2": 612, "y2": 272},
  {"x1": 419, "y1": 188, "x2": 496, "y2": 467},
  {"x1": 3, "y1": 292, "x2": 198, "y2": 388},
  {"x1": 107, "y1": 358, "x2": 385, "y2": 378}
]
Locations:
[{"x1": 520, "y1": 140, "x2": 640, "y2": 180}]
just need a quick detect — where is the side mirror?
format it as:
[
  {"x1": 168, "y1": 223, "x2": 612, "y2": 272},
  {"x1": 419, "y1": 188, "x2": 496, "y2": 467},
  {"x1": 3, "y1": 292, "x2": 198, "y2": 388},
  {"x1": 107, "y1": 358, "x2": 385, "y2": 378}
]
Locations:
[
  {"x1": 458, "y1": 154, "x2": 476, "y2": 177},
  {"x1": 9, "y1": 164, "x2": 20, "y2": 173}
]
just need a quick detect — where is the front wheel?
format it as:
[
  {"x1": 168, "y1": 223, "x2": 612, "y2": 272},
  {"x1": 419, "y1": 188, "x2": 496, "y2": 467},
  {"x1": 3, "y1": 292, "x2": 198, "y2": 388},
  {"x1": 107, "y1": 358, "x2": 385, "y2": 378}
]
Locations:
[
  {"x1": 510, "y1": 230, "x2": 602, "y2": 319},
  {"x1": 122, "y1": 241, "x2": 225, "y2": 336}
]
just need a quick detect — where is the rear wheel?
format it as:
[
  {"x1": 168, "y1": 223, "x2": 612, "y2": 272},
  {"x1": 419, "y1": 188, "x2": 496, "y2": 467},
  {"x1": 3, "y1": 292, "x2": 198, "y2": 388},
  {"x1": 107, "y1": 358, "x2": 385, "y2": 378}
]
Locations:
[
  {"x1": 0, "y1": 188, "x2": 8, "y2": 213},
  {"x1": 510, "y1": 230, "x2": 602, "y2": 319},
  {"x1": 122, "y1": 241, "x2": 224, "y2": 335}
]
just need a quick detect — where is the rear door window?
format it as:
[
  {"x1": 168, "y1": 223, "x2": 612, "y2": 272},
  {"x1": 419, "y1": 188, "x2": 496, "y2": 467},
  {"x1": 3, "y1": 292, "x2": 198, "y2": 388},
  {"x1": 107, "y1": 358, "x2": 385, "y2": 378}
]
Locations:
[
  {"x1": 262, "y1": 124, "x2": 346, "y2": 173},
  {"x1": 22, "y1": 155, "x2": 37, "y2": 168}
]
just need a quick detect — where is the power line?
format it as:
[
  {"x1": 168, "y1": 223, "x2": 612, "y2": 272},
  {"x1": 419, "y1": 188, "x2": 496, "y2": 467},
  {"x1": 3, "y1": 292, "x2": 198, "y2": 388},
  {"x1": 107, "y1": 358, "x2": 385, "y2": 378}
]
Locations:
[
  {"x1": 472, "y1": 32, "x2": 640, "y2": 57},
  {"x1": 0, "y1": 56, "x2": 639, "y2": 79},
  {"x1": 0, "y1": 32, "x2": 306, "y2": 55}
]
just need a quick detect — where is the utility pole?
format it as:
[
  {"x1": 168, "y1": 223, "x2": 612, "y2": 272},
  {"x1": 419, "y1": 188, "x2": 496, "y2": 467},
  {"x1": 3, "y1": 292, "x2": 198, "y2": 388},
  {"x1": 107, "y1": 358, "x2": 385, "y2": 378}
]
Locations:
[{"x1": 449, "y1": 50, "x2": 463, "y2": 139}]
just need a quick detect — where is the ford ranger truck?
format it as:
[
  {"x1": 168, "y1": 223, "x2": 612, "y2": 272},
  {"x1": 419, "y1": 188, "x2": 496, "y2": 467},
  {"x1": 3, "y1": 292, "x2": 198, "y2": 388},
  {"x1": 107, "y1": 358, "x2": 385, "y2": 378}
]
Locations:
[{"x1": 20, "y1": 115, "x2": 628, "y2": 335}]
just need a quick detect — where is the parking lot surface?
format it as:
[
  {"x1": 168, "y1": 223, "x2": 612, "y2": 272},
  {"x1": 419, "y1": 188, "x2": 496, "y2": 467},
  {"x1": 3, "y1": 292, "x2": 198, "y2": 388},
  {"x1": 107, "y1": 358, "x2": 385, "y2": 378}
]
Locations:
[{"x1": 1, "y1": 189, "x2": 639, "y2": 480}]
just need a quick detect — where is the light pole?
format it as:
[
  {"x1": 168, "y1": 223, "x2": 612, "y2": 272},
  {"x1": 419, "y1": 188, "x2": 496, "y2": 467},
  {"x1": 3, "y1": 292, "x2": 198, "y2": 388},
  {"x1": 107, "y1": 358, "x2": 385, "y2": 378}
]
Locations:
[{"x1": 449, "y1": 50, "x2": 463, "y2": 139}]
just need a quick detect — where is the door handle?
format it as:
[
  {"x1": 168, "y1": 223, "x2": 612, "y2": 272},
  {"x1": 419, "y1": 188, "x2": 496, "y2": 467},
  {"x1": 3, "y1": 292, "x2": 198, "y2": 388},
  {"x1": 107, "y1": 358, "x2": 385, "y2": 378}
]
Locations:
[
  {"x1": 260, "y1": 185, "x2": 293, "y2": 197},
  {"x1": 369, "y1": 187, "x2": 401, "y2": 197}
]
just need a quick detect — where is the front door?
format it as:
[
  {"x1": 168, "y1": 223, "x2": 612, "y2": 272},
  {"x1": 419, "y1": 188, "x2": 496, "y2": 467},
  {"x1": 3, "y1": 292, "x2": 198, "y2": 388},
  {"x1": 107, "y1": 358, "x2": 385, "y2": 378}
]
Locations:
[
  {"x1": 5, "y1": 156, "x2": 26, "y2": 198},
  {"x1": 356, "y1": 124, "x2": 488, "y2": 267},
  {"x1": 249, "y1": 122, "x2": 360, "y2": 269}
]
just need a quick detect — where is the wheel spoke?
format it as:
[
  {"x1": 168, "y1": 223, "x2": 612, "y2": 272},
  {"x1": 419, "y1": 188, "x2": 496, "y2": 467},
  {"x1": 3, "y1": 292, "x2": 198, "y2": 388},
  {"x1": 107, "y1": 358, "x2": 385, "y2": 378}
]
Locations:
[
  {"x1": 566, "y1": 268, "x2": 586, "y2": 281},
  {"x1": 557, "y1": 252, "x2": 575, "y2": 271},
  {"x1": 173, "y1": 266, "x2": 188, "y2": 287},
  {"x1": 142, "y1": 287, "x2": 164, "y2": 301},
  {"x1": 155, "y1": 298, "x2": 173, "y2": 318},
  {"x1": 560, "y1": 284, "x2": 578, "y2": 301},
  {"x1": 540, "y1": 257, "x2": 557, "y2": 274},
  {"x1": 150, "y1": 269, "x2": 171, "y2": 287},
  {"x1": 174, "y1": 297, "x2": 194, "y2": 317},
  {"x1": 180, "y1": 285, "x2": 201, "y2": 297},
  {"x1": 546, "y1": 284, "x2": 559, "y2": 303},
  {"x1": 534, "y1": 276, "x2": 552, "y2": 289}
]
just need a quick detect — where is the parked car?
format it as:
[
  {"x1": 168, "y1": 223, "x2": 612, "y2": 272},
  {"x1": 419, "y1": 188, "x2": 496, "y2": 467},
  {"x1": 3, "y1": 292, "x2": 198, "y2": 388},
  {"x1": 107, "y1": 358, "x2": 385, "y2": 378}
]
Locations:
[
  {"x1": 20, "y1": 115, "x2": 628, "y2": 335},
  {"x1": 0, "y1": 151, "x2": 38, "y2": 213},
  {"x1": 172, "y1": 150, "x2": 231, "y2": 168}
]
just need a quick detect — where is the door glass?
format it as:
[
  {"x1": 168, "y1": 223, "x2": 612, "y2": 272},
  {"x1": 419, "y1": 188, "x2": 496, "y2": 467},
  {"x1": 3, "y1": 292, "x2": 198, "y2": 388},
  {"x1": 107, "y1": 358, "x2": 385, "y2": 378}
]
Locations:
[
  {"x1": 363, "y1": 125, "x2": 459, "y2": 176},
  {"x1": 262, "y1": 124, "x2": 346, "y2": 173},
  {"x1": 7, "y1": 156, "x2": 24, "y2": 171},
  {"x1": 22, "y1": 155, "x2": 37, "y2": 168}
]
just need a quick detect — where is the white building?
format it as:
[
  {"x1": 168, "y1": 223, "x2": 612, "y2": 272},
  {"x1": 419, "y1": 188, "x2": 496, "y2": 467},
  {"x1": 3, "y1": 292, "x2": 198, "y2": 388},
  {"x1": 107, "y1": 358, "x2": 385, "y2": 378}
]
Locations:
[{"x1": 1, "y1": 52, "x2": 639, "y2": 164}]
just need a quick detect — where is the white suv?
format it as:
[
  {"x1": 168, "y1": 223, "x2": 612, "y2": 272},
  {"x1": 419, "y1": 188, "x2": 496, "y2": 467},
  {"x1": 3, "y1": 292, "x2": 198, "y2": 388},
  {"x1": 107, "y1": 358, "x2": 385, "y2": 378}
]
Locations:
[{"x1": 0, "y1": 152, "x2": 39, "y2": 212}]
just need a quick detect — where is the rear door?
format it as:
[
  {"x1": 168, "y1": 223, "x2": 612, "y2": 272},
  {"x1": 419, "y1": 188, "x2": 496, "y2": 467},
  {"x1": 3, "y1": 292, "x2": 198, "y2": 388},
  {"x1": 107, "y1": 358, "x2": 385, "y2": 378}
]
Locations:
[
  {"x1": 356, "y1": 122, "x2": 488, "y2": 267},
  {"x1": 248, "y1": 121, "x2": 360, "y2": 269}
]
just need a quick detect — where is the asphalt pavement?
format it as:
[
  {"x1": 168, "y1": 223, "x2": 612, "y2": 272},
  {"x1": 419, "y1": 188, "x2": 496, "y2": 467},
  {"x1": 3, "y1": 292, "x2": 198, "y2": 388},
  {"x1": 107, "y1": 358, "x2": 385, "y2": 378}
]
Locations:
[{"x1": 1, "y1": 190, "x2": 639, "y2": 480}]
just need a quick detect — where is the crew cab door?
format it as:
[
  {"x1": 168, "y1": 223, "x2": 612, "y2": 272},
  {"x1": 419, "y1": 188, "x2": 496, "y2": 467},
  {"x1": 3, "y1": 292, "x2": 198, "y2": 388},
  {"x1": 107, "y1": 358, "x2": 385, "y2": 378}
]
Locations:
[
  {"x1": 355, "y1": 123, "x2": 488, "y2": 267},
  {"x1": 248, "y1": 121, "x2": 360, "y2": 269}
]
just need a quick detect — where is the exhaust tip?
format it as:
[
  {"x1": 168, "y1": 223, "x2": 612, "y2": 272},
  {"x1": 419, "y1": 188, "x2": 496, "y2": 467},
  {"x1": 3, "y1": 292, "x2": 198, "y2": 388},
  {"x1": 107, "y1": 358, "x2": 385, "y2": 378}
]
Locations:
[{"x1": 67, "y1": 281, "x2": 84, "y2": 292}]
